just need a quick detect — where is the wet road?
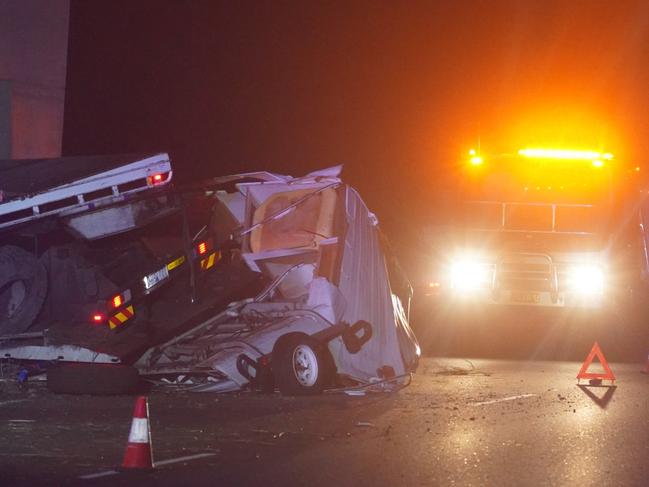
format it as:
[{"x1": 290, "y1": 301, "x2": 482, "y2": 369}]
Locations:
[{"x1": 0, "y1": 357, "x2": 648, "y2": 486}]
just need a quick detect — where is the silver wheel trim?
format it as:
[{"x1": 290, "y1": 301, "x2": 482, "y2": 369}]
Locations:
[{"x1": 292, "y1": 344, "x2": 319, "y2": 387}]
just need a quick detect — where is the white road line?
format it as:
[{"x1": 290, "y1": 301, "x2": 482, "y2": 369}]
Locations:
[
  {"x1": 79, "y1": 469, "x2": 118, "y2": 480},
  {"x1": 78, "y1": 452, "x2": 217, "y2": 480},
  {"x1": 0, "y1": 399, "x2": 28, "y2": 407},
  {"x1": 471, "y1": 393, "x2": 537, "y2": 406},
  {"x1": 154, "y1": 452, "x2": 216, "y2": 466}
]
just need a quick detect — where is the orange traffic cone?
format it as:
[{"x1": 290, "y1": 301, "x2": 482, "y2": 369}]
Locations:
[{"x1": 121, "y1": 396, "x2": 153, "y2": 470}]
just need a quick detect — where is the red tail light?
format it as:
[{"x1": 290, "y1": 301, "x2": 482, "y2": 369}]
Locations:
[
  {"x1": 109, "y1": 289, "x2": 131, "y2": 309},
  {"x1": 197, "y1": 241, "x2": 207, "y2": 255},
  {"x1": 91, "y1": 313, "x2": 105, "y2": 324},
  {"x1": 146, "y1": 172, "x2": 170, "y2": 186}
]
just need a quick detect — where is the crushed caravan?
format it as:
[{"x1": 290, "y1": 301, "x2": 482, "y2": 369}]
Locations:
[{"x1": 135, "y1": 165, "x2": 420, "y2": 394}]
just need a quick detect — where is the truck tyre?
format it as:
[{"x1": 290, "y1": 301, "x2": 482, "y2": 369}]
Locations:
[
  {"x1": 0, "y1": 245, "x2": 48, "y2": 335},
  {"x1": 47, "y1": 364, "x2": 140, "y2": 395},
  {"x1": 272, "y1": 333, "x2": 330, "y2": 396}
]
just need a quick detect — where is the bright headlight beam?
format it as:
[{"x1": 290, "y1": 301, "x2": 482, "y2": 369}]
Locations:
[
  {"x1": 450, "y1": 259, "x2": 490, "y2": 291},
  {"x1": 567, "y1": 265, "x2": 604, "y2": 294}
]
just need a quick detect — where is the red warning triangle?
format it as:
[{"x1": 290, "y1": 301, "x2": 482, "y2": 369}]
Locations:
[{"x1": 577, "y1": 341, "x2": 615, "y2": 382}]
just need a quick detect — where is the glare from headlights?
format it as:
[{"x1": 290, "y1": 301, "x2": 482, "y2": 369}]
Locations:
[
  {"x1": 567, "y1": 265, "x2": 604, "y2": 294},
  {"x1": 450, "y1": 259, "x2": 491, "y2": 291}
]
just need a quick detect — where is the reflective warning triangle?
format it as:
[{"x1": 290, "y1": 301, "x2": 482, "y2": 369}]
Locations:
[{"x1": 577, "y1": 341, "x2": 615, "y2": 382}]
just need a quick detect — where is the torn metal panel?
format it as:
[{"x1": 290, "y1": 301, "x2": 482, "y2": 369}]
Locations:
[
  {"x1": 329, "y1": 186, "x2": 419, "y2": 381},
  {"x1": 0, "y1": 345, "x2": 120, "y2": 363}
]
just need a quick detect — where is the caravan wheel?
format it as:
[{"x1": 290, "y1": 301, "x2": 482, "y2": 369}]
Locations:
[{"x1": 272, "y1": 334, "x2": 330, "y2": 396}]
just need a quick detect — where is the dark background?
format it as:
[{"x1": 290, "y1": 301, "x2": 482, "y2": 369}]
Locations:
[{"x1": 62, "y1": 0, "x2": 649, "y2": 279}]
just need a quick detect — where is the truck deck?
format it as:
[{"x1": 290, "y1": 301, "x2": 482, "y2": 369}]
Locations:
[{"x1": 0, "y1": 260, "x2": 263, "y2": 364}]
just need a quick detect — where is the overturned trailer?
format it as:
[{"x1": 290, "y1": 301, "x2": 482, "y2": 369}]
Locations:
[{"x1": 135, "y1": 166, "x2": 420, "y2": 394}]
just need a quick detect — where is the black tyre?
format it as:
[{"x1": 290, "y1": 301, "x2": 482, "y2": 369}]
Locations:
[
  {"x1": 47, "y1": 364, "x2": 140, "y2": 395},
  {"x1": 0, "y1": 245, "x2": 48, "y2": 335},
  {"x1": 272, "y1": 333, "x2": 330, "y2": 396}
]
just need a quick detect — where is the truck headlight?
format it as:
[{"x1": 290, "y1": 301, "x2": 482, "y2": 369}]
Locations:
[
  {"x1": 566, "y1": 265, "x2": 604, "y2": 294},
  {"x1": 450, "y1": 259, "x2": 491, "y2": 292}
]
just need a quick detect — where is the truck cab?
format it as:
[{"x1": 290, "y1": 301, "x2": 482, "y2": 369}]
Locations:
[{"x1": 427, "y1": 148, "x2": 634, "y2": 310}]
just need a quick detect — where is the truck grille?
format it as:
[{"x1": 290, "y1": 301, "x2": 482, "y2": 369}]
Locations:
[{"x1": 496, "y1": 255, "x2": 562, "y2": 292}]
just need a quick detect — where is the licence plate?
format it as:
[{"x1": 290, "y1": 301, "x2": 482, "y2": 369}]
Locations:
[
  {"x1": 510, "y1": 291, "x2": 540, "y2": 304},
  {"x1": 143, "y1": 265, "x2": 169, "y2": 290}
]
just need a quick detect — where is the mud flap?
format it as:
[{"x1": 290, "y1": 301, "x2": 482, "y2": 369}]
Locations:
[
  {"x1": 236, "y1": 353, "x2": 274, "y2": 393},
  {"x1": 341, "y1": 320, "x2": 372, "y2": 354}
]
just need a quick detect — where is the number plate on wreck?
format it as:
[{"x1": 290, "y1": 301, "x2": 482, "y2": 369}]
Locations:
[{"x1": 143, "y1": 265, "x2": 169, "y2": 290}]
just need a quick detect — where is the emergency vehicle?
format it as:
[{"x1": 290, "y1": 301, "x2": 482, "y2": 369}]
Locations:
[{"x1": 428, "y1": 147, "x2": 637, "y2": 309}]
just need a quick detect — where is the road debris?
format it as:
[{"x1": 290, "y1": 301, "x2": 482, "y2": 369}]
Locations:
[
  {"x1": 344, "y1": 390, "x2": 366, "y2": 397},
  {"x1": 470, "y1": 393, "x2": 537, "y2": 406},
  {"x1": 426, "y1": 360, "x2": 491, "y2": 377}
]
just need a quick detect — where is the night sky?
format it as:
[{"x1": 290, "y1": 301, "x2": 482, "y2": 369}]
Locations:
[{"x1": 62, "y1": 1, "x2": 649, "y2": 273}]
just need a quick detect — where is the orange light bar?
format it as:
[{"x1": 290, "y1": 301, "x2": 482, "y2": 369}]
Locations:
[
  {"x1": 468, "y1": 149, "x2": 483, "y2": 166},
  {"x1": 518, "y1": 148, "x2": 614, "y2": 161},
  {"x1": 197, "y1": 241, "x2": 207, "y2": 255},
  {"x1": 112, "y1": 294, "x2": 123, "y2": 308},
  {"x1": 470, "y1": 156, "x2": 483, "y2": 165}
]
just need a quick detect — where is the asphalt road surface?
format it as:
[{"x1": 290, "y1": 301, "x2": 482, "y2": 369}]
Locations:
[{"x1": 0, "y1": 356, "x2": 648, "y2": 486}]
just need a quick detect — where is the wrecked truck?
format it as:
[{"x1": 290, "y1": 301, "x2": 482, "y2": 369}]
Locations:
[
  {"x1": 2, "y1": 165, "x2": 420, "y2": 395},
  {"x1": 0, "y1": 152, "x2": 247, "y2": 369},
  {"x1": 0, "y1": 152, "x2": 178, "y2": 336}
]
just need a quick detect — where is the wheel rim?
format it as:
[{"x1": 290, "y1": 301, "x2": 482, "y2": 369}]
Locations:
[{"x1": 292, "y1": 344, "x2": 319, "y2": 387}]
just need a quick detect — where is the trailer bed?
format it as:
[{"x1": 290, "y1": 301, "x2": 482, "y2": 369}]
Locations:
[{"x1": 0, "y1": 153, "x2": 172, "y2": 231}]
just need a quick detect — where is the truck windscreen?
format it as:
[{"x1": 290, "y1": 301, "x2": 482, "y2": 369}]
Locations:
[
  {"x1": 464, "y1": 201, "x2": 608, "y2": 234},
  {"x1": 460, "y1": 155, "x2": 615, "y2": 235},
  {"x1": 462, "y1": 156, "x2": 613, "y2": 205}
]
